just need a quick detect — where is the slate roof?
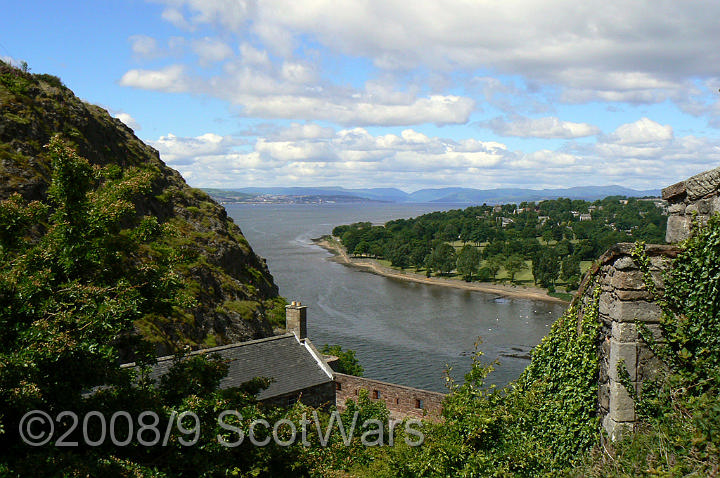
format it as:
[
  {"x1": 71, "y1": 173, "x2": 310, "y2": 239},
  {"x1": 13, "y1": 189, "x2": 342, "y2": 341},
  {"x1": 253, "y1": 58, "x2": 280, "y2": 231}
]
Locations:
[{"x1": 134, "y1": 334, "x2": 334, "y2": 400}]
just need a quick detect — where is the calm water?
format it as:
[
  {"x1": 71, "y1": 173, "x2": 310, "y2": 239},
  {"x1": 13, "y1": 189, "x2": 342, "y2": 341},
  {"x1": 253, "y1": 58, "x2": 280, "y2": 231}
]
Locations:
[{"x1": 227, "y1": 203, "x2": 567, "y2": 393}]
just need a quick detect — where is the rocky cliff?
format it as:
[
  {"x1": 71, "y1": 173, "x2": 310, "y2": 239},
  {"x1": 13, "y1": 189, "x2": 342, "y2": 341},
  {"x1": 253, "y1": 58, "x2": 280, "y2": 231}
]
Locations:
[{"x1": 0, "y1": 61, "x2": 284, "y2": 353}]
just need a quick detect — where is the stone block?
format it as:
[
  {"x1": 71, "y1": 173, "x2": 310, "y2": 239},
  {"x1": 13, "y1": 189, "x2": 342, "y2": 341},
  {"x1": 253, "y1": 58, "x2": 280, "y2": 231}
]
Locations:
[
  {"x1": 598, "y1": 383, "x2": 610, "y2": 411},
  {"x1": 662, "y1": 181, "x2": 687, "y2": 201},
  {"x1": 713, "y1": 196, "x2": 720, "y2": 214},
  {"x1": 609, "y1": 340, "x2": 638, "y2": 381},
  {"x1": 600, "y1": 297, "x2": 662, "y2": 323},
  {"x1": 667, "y1": 202, "x2": 686, "y2": 214},
  {"x1": 612, "y1": 322, "x2": 637, "y2": 342},
  {"x1": 637, "y1": 350, "x2": 667, "y2": 383},
  {"x1": 697, "y1": 199, "x2": 712, "y2": 214},
  {"x1": 603, "y1": 415, "x2": 634, "y2": 441},
  {"x1": 610, "y1": 270, "x2": 646, "y2": 290},
  {"x1": 639, "y1": 323, "x2": 665, "y2": 343},
  {"x1": 649, "y1": 255, "x2": 673, "y2": 271},
  {"x1": 685, "y1": 166, "x2": 720, "y2": 200},
  {"x1": 609, "y1": 381, "x2": 636, "y2": 422},
  {"x1": 650, "y1": 271, "x2": 665, "y2": 290},
  {"x1": 666, "y1": 215, "x2": 691, "y2": 243},
  {"x1": 616, "y1": 289, "x2": 652, "y2": 301},
  {"x1": 613, "y1": 256, "x2": 637, "y2": 270},
  {"x1": 686, "y1": 203, "x2": 698, "y2": 215}
]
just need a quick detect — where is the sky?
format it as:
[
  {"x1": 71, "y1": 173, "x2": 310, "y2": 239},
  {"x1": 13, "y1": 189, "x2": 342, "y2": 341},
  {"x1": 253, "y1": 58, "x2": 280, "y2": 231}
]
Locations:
[{"x1": 3, "y1": 0, "x2": 720, "y2": 192}]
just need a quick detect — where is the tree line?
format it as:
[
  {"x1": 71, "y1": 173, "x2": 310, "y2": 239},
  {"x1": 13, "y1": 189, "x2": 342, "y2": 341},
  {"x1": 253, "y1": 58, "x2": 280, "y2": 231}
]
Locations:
[{"x1": 332, "y1": 197, "x2": 667, "y2": 292}]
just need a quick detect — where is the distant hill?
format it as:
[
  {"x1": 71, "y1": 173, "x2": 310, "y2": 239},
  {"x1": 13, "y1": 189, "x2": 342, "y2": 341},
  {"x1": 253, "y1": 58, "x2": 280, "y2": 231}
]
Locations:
[{"x1": 208, "y1": 185, "x2": 661, "y2": 205}]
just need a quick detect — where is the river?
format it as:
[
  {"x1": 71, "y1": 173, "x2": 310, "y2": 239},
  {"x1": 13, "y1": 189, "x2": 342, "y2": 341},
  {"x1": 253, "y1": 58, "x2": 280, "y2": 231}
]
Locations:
[{"x1": 226, "y1": 203, "x2": 567, "y2": 393}]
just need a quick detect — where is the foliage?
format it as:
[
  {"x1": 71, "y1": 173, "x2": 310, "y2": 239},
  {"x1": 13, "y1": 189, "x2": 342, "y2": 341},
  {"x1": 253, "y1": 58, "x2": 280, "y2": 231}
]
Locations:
[
  {"x1": 654, "y1": 215, "x2": 720, "y2": 382},
  {"x1": 0, "y1": 60, "x2": 281, "y2": 351},
  {"x1": 531, "y1": 248, "x2": 560, "y2": 287},
  {"x1": 504, "y1": 254, "x2": 527, "y2": 283},
  {"x1": 456, "y1": 244, "x2": 481, "y2": 281},
  {"x1": 0, "y1": 139, "x2": 307, "y2": 476},
  {"x1": 426, "y1": 242, "x2": 456, "y2": 275},
  {"x1": 333, "y1": 196, "x2": 664, "y2": 291},
  {"x1": 321, "y1": 344, "x2": 365, "y2": 376},
  {"x1": 570, "y1": 223, "x2": 720, "y2": 476}
]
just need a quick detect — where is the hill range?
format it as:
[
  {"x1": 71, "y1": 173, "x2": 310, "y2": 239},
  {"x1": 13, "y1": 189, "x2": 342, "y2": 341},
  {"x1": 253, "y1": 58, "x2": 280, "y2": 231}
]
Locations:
[{"x1": 204, "y1": 185, "x2": 661, "y2": 205}]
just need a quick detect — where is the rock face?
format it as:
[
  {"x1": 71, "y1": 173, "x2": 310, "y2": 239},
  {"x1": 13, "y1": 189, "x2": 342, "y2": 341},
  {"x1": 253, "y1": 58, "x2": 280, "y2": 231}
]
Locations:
[{"x1": 0, "y1": 61, "x2": 284, "y2": 353}]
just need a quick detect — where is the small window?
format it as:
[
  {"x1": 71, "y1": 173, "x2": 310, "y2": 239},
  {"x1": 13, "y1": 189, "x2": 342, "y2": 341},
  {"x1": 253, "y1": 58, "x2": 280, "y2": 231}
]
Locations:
[
  {"x1": 395, "y1": 398, "x2": 400, "y2": 405},
  {"x1": 336, "y1": 382, "x2": 342, "y2": 391},
  {"x1": 415, "y1": 399, "x2": 424, "y2": 409},
  {"x1": 373, "y1": 390, "x2": 381, "y2": 400}
]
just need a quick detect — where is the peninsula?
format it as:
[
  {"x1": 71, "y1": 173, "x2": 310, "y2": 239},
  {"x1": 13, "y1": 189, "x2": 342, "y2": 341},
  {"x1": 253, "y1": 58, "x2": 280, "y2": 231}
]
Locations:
[{"x1": 314, "y1": 235, "x2": 569, "y2": 304}]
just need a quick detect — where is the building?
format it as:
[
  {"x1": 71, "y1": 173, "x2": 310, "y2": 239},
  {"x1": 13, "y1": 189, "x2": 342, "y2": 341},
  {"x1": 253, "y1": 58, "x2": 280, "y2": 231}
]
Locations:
[
  {"x1": 132, "y1": 302, "x2": 445, "y2": 418},
  {"x1": 499, "y1": 217, "x2": 514, "y2": 228},
  {"x1": 128, "y1": 302, "x2": 335, "y2": 408}
]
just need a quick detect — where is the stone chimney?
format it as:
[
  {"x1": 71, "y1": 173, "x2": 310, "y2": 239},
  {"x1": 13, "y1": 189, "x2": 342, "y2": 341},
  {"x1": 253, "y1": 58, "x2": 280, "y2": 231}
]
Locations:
[{"x1": 286, "y1": 301, "x2": 307, "y2": 340}]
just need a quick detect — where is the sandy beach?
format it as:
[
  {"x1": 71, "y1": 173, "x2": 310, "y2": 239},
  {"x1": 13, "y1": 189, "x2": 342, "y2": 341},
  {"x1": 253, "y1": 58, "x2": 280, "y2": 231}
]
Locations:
[{"x1": 313, "y1": 236, "x2": 570, "y2": 305}]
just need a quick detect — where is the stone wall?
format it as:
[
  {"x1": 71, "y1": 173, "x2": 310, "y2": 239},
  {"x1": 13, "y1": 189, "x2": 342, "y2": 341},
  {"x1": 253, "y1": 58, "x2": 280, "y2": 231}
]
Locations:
[
  {"x1": 663, "y1": 166, "x2": 720, "y2": 243},
  {"x1": 263, "y1": 381, "x2": 336, "y2": 410},
  {"x1": 334, "y1": 373, "x2": 445, "y2": 420},
  {"x1": 576, "y1": 243, "x2": 680, "y2": 440}
]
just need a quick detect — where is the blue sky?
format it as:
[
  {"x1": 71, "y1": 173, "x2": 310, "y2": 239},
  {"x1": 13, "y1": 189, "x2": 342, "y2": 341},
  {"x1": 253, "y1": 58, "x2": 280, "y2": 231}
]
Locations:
[{"x1": 4, "y1": 0, "x2": 720, "y2": 192}]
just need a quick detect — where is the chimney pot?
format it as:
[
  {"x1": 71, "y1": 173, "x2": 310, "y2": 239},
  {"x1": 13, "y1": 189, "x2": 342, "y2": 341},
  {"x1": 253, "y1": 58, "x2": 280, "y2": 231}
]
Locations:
[{"x1": 285, "y1": 301, "x2": 308, "y2": 340}]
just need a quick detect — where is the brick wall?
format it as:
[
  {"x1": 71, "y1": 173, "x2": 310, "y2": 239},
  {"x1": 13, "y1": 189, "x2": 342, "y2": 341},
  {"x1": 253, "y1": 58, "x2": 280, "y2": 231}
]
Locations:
[{"x1": 334, "y1": 373, "x2": 445, "y2": 420}]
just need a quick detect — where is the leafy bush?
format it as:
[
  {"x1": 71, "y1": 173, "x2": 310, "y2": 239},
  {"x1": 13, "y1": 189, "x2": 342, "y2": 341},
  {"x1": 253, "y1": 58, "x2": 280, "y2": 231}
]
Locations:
[{"x1": 321, "y1": 344, "x2": 364, "y2": 376}]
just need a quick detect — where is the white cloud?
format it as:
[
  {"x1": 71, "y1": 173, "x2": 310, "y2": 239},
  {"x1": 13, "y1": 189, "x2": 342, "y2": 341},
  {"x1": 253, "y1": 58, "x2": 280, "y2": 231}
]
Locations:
[
  {"x1": 151, "y1": 132, "x2": 238, "y2": 165},
  {"x1": 114, "y1": 112, "x2": 141, "y2": 131},
  {"x1": 1, "y1": 56, "x2": 19, "y2": 67},
  {"x1": 129, "y1": 35, "x2": 162, "y2": 59},
  {"x1": 483, "y1": 116, "x2": 600, "y2": 138},
  {"x1": 119, "y1": 65, "x2": 190, "y2": 92},
  {"x1": 121, "y1": 60, "x2": 475, "y2": 126},
  {"x1": 239, "y1": 43, "x2": 271, "y2": 67},
  {"x1": 161, "y1": 7, "x2": 193, "y2": 30},
  {"x1": 236, "y1": 94, "x2": 475, "y2": 126},
  {"x1": 192, "y1": 37, "x2": 233, "y2": 65},
  {"x1": 274, "y1": 123, "x2": 336, "y2": 140},
  {"x1": 150, "y1": 119, "x2": 720, "y2": 191},
  {"x1": 604, "y1": 118, "x2": 674, "y2": 145},
  {"x1": 148, "y1": 0, "x2": 720, "y2": 105}
]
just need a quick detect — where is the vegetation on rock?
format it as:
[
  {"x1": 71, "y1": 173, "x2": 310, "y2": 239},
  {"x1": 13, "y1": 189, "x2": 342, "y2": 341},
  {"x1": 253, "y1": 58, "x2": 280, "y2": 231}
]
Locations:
[{"x1": 0, "y1": 60, "x2": 282, "y2": 352}]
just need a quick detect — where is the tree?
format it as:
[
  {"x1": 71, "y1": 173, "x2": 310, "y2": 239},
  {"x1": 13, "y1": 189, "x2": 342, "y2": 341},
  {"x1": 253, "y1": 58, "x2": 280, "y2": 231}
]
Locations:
[
  {"x1": 504, "y1": 254, "x2": 527, "y2": 283},
  {"x1": 409, "y1": 240, "x2": 430, "y2": 270},
  {"x1": 353, "y1": 240, "x2": 370, "y2": 256},
  {"x1": 561, "y1": 255, "x2": 581, "y2": 282},
  {"x1": 484, "y1": 255, "x2": 504, "y2": 282},
  {"x1": 532, "y1": 249, "x2": 560, "y2": 288},
  {"x1": 428, "y1": 242, "x2": 457, "y2": 275},
  {"x1": 386, "y1": 241, "x2": 411, "y2": 269},
  {"x1": 321, "y1": 344, "x2": 364, "y2": 376},
  {"x1": 456, "y1": 244, "x2": 481, "y2": 281}
]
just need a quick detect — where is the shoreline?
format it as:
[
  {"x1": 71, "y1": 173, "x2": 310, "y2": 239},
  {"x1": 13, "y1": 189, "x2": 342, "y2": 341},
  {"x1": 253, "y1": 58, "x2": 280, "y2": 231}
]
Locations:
[{"x1": 312, "y1": 236, "x2": 570, "y2": 305}]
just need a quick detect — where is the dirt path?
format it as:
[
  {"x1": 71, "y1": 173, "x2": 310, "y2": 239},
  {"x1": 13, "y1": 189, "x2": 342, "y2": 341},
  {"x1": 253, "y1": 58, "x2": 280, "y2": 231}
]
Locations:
[{"x1": 313, "y1": 237, "x2": 570, "y2": 305}]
